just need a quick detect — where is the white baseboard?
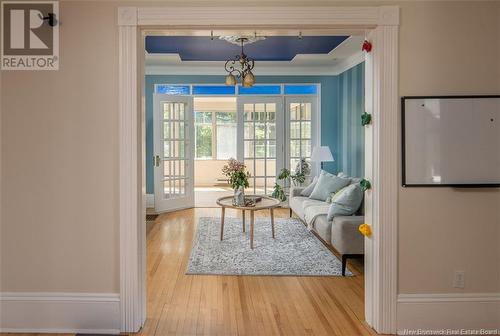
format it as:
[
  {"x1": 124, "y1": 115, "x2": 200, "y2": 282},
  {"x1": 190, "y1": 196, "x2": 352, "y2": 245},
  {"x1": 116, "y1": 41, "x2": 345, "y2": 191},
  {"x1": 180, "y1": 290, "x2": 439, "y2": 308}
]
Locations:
[
  {"x1": 397, "y1": 293, "x2": 500, "y2": 335},
  {"x1": 0, "y1": 292, "x2": 120, "y2": 334},
  {"x1": 146, "y1": 193, "x2": 154, "y2": 208}
]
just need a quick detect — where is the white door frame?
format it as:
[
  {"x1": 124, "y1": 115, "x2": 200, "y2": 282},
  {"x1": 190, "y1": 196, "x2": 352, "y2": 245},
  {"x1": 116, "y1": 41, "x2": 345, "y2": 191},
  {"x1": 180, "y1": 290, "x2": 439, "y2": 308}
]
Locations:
[{"x1": 118, "y1": 6, "x2": 399, "y2": 334}]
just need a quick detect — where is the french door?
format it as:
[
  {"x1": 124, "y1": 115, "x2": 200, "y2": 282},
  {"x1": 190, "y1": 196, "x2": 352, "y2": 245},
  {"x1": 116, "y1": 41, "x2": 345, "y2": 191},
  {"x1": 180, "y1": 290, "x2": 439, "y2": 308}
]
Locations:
[
  {"x1": 284, "y1": 96, "x2": 318, "y2": 176},
  {"x1": 237, "y1": 97, "x2": 284, "y2": 195},
  {"x1": 153, "y1": 95, "x2": 194, "y2": 212}
]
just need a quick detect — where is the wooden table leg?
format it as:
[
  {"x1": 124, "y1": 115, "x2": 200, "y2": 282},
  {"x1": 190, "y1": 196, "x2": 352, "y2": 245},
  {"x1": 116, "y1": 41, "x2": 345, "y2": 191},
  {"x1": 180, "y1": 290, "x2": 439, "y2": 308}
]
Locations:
[
  {"x1": 250, "y1": 210, "x2": 255, "y2": 249},
  {"x1": 270, "y1": 208, "x2": 275, "y2": 239},
  {"x1": 242, "y1": 210, "x2": 246, "y2": 232},
  {"x1": 220, "y1": 207, "x2": 225, "y2": 241}
]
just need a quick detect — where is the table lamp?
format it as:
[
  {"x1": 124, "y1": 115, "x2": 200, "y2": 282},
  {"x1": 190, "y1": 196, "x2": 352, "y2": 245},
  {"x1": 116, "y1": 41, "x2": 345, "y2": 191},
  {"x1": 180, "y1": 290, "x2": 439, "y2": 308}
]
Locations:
[{"x1": 311, "y1": 146, "x2": 334, "y2": 170}]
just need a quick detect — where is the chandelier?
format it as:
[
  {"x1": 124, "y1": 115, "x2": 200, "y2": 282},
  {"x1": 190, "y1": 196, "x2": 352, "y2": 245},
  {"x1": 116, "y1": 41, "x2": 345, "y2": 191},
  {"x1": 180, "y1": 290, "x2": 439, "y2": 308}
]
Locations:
[{"x1": 223, "y1": 37, "x2": 256, "y2": 87}]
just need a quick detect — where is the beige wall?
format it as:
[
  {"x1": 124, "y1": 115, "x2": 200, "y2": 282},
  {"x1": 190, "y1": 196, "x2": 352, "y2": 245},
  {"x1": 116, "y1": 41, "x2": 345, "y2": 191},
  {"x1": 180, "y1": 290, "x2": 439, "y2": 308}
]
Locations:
[
  {"x1": 194, "y1": 160, "x2": 227, "y2": 186},
  {"x1": 397, "y1": 1, "x2": 500, "y2": 294},
  {"x1": 1, "y1": 1, "x2": 499, "y2": 298},
  {"x1": 1, "y1": 2, "x2": 119, "y2": 292}
]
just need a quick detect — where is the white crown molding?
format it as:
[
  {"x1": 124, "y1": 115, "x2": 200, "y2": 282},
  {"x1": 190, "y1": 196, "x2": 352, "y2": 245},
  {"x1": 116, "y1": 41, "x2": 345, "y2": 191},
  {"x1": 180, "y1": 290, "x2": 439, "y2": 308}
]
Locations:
[
  {"x1": 397, "y1": 293, "x2": 500, "y2": 334},
  {"x1": 332, "y1": 52, "x2": 365, "y2": 75},
  {"x1": 0, "y1": 292, "x2": 120, "y2": 334}
]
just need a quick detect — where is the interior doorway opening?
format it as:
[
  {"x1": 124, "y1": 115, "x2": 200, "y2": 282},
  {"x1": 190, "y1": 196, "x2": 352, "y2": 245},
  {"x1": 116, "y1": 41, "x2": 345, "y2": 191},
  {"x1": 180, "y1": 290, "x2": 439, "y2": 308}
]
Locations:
[{"x1": 142, "y1": 27, "x2": 374, "y2": 335}]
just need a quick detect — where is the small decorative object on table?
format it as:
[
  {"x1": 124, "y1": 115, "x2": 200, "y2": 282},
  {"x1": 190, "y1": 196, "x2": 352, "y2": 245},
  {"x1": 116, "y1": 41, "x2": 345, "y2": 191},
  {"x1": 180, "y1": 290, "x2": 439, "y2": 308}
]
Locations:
[
  {"x1": 222, "y1": 158, "x2": 251, "y2": 206},
  {"x1": 244, "y1": 196, "x2": 262, "y2": 207}
]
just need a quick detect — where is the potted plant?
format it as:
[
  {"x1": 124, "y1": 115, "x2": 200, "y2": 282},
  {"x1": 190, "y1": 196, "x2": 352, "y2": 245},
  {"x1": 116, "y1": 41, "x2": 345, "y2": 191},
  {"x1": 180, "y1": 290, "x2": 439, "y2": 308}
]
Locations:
[
  {"x1": 222, "y1": 158, "x2": 250, "y2": 206},
  {"x1": 272, "y1": 159, "x2": 311, "y2": 202}
]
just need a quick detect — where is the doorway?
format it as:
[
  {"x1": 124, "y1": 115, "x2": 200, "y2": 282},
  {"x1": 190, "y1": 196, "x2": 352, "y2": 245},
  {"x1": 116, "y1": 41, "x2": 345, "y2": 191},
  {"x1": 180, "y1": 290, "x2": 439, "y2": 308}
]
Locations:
[{"x1": 118, "y1": 7, "x2": 400, "y2": 333}]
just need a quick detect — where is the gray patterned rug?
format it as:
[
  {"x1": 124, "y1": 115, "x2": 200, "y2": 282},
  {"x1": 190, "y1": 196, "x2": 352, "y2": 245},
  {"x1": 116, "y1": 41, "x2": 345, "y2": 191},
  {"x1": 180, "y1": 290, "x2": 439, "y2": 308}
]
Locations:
[{"x1": 187, "y1": 217, "x2": 352, "y2": 276}]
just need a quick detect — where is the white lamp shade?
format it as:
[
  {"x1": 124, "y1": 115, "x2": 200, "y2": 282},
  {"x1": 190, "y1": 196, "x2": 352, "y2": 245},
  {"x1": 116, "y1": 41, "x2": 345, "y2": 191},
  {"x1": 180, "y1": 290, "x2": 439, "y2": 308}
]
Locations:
[{"x1": 311, "y1": 146, "x2": 334, "y2": 162}]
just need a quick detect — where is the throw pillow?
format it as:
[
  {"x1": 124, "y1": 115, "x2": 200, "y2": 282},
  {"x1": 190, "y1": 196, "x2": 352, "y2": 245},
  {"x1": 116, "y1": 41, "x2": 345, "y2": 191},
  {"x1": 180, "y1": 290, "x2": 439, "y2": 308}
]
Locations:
[
  {"x1": 309, "y1": 171, "x2": 351, "y2": 201},
  {"x1": 300, "y1": 176, "x2": 318, "y2": 197},
  {"x1": 338, "y1": 172, "x2": 362, "y2": 184},
  {"x1": 325, "y1": 192, "x2": 336, "y2": 203},
  {"x1": 327, "y1": 183, "x2": 363, "y2": 220}
]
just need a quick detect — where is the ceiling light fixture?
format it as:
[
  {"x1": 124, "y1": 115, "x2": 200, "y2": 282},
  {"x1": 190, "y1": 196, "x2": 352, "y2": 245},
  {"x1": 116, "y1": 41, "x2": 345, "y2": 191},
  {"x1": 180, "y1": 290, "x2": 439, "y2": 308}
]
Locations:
[{"x1": 223, "y1": 37, "x2": 256, "y2": 87}]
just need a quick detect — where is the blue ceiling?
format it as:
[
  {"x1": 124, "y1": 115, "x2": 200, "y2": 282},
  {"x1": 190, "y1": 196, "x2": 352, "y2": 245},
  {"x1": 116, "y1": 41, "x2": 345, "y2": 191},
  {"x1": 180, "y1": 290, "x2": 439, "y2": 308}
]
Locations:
[{"x1": 145, "y1": 36, "x2": 349, "y2": 61}]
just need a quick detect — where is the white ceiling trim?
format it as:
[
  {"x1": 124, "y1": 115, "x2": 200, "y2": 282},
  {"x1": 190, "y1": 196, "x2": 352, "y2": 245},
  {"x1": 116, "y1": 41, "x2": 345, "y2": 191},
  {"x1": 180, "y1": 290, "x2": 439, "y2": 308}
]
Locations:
[{"x1": 145, "y1": 53, "x2": 364, "y2": 76}]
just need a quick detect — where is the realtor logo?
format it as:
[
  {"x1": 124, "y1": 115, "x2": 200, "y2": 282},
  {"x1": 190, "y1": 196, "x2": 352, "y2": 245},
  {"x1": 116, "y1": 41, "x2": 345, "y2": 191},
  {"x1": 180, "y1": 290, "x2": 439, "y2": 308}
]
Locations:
[{"x1": 1, "y1": 1, "x2": 59, "y2": 70}]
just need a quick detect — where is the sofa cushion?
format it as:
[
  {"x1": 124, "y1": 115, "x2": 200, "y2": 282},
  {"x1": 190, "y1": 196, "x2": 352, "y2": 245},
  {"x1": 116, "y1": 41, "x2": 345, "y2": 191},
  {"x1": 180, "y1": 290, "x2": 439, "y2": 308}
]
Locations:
[
  {"x1": 309, "y1": 171, "x2": 350, "y2": 201},
  {"x1": 327, "y1": 184, "x2": 363, "y2": 221},
  {"x1": 300, "y1": 176, "x2": 318, "y2": 197},
  {"x1": 289, "y1": 196, "x2": 310, "y2": 219}
]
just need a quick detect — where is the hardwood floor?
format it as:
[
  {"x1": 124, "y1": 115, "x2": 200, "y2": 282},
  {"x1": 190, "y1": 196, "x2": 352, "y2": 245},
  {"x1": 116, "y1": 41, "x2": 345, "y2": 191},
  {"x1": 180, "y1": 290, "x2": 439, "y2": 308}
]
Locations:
[
  {"x1": 140, "y1": 207, "x2": 375, "y2": 336},
  {"x1": 0, "y1": 208, "x2": 376, "y2": 336}
]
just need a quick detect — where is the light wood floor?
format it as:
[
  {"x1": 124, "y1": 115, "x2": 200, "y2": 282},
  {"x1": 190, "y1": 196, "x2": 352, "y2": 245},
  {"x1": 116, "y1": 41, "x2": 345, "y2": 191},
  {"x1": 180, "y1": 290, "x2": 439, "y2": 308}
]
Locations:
[
  {"x1": 140, "y1": 207, "x2": 376, "y2": 336},
  {"x1": 1, "y1": 208, "x2": 377, "y2": 336}
]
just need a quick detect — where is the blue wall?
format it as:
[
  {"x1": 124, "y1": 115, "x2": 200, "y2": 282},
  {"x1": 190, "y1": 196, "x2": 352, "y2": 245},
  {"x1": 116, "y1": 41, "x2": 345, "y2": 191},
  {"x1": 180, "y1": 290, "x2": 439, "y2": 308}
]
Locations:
[
  {"x1": 338, "y1": 62, "x2": 365, "y2": 177},
  {"x1": 145, "y1": 70, "x2": 364, "y2": 194}
]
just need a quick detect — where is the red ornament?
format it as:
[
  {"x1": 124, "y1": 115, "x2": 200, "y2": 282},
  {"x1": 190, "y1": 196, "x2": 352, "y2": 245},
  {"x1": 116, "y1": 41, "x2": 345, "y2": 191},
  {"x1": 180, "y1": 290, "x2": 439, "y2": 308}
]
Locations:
[{"x1": 362, "y1": 40, "x2": 372, "y2": 53}]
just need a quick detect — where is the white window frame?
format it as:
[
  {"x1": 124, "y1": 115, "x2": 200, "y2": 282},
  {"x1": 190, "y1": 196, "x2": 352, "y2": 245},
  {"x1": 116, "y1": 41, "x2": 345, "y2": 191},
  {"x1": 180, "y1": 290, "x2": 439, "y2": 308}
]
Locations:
[
  {"x1": 118, "y1": 6, "x2": 399, "y2": 334},
  {"x1": 284, "y1": 95, "x2": 320, "y2": 176},
  {"x1": 237, "y1": 95, "x2": 284, "y2": 195}
]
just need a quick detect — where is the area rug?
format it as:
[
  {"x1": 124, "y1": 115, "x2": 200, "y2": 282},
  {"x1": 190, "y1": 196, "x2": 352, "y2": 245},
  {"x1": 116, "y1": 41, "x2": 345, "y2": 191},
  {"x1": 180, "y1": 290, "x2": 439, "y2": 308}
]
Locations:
[{"x1": 186, "y1": 217, "x2": 352, "y2": 276}]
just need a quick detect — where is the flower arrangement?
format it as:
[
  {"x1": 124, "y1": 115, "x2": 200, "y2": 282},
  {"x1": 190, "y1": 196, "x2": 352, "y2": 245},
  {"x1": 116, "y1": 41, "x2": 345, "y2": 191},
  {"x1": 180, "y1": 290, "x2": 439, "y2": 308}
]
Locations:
[{"x1": 221, "y1": 158, "x2": 250, "y2": 190}]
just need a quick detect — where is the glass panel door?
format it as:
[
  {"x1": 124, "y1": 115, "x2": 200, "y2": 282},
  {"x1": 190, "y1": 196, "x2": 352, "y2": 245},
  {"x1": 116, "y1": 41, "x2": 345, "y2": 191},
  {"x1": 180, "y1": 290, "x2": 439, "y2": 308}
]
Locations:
[
  {"x1": 285, "y1": 96, "x2": 318, "y2": 178},
  {"x1": 237, "y1": 97, "x2": 284, "y2": 195},
  {"x1": 153, "y1": 94, "x2": 194, "y2": 212}
]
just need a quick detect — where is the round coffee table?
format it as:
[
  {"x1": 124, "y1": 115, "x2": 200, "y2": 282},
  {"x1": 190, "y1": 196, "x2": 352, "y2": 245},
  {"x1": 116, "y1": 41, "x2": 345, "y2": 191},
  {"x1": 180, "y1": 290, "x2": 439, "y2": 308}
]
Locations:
[{"x1": 216, "y1": 195, "x2": 280, "y2": 249}]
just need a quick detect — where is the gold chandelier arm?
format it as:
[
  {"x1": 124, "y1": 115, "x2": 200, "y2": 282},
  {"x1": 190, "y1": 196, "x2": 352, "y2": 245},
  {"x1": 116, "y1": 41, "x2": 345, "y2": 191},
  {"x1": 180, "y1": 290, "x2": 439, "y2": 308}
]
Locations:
[{"x1": 224, "y1": 59, "x2": 242, "y2": 78}]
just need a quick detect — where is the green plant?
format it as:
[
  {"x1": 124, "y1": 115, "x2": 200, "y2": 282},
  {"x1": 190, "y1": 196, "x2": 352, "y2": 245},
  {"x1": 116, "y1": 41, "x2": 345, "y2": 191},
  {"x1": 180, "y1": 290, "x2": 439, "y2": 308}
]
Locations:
[
  {"x1": 272, "y1": 160, "x2": 311, "y2": 201},
  {"x1": 271, "y1": 183, "x2": 286, "y2": 201},
  {"x1": 221, "y1": 158, "x2": 250, "y2": 189}
]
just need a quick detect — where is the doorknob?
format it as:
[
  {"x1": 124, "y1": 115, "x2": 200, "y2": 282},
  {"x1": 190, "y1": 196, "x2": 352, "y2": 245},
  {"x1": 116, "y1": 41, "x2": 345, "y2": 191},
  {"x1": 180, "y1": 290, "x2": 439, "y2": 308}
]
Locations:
[{"x1": 153, "y1": 155, "x2": 161, "y2": 167}]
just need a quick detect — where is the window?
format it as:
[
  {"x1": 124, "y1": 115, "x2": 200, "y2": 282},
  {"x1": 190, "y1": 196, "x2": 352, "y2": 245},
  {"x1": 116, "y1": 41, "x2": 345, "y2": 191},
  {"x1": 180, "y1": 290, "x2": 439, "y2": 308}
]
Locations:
[
  {"x1": 194, "y1": 112, "x2": 213, "y2": 159},
  {"x1": 215, "y1": 112, "x2": 237, "y2": 160},
  {"x1": 156, "y1": 85, "x2": 190, "y2": 95},
  {"x1": 192, "y1": 85, "x2": 235, "y2": 95},
  {"x1": 284, "y1": 84, "x2": 318, "y2": 95},
  {"x1": 238, "y1": 85, "x2": 281, "y2": 95},
  {"x1": 194, "y1": 97, "x2": 237, "y2": 160}
]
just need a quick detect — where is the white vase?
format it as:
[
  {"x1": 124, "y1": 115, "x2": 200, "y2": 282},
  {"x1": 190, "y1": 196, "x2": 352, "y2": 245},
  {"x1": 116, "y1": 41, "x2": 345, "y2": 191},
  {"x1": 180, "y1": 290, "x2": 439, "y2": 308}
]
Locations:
[{"x1": 233, "y1": 186, "x2": 245, "y2": 206}]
